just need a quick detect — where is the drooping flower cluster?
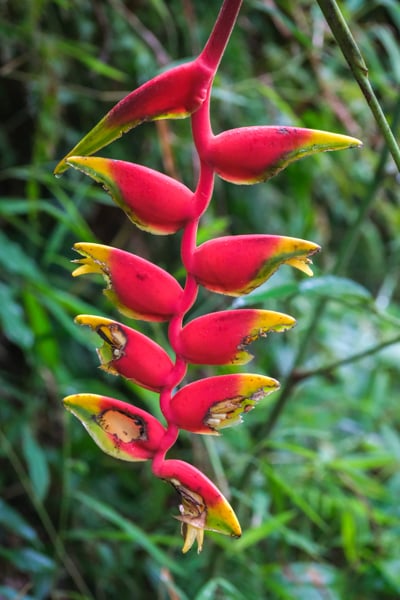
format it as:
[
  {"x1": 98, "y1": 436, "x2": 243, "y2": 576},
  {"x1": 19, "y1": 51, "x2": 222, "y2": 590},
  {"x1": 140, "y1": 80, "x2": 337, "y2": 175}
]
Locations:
[{"x1": 56, "y1": 0, "x2": 361, "y2": 553}]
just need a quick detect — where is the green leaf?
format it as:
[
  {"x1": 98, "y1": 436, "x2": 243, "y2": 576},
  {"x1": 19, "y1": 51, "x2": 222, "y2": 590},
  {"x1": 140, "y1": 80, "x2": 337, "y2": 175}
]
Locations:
[
  {"x1": 299, "y1": 275, "x2": 372, "y2": 303},
  {"x1": 341, "y1": 510, "x2": 358, "y2": 564},
  {"x1": 0, "y1": 587, "x2": 35, "y2": 600},
  {"x1": 0, "y1": 232, "x2": 42, "y2": 281},
  {"x1": 0, "y1": 283, "x2": 34, "y2": 350},
  {"x1": 54, "y1": 38, "x2": 128, "y2": 81},
  {"x1": 75, "y1": 491, "x2": 184, "y2": 576},
  {"x1": 263, "y1": 464, "x2": 327, "y2": 530},
  {"x1": 0, "y1": 499, "x2": 38, "y2": 543},
  {"x1": 23, "y1": 289, "x2": 60, "y2": 371},
  {"x1": 2, "y1": 546, "x2": 55, "y2": 575},
  {"x1": 233, "y1": 282, "x2": 299, "y2": 307},
  {"x1": 233, "y1": 511, "x2": 295, "y2": 551},
  {"x1": 377, "y1": 558, "x2": 400, "y2": 592},
  {"x1": 22, "y1": 426, "x2": 50, "y2": 502},
  {"x1": 195, "y1": 577, "x2": 247, "y2": 600}
]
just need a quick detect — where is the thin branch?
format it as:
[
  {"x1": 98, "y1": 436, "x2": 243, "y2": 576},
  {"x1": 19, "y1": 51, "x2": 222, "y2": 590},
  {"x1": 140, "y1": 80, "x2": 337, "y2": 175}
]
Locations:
[{"x1": 294, "y1": 334, "x2": 400, "y2": 383}]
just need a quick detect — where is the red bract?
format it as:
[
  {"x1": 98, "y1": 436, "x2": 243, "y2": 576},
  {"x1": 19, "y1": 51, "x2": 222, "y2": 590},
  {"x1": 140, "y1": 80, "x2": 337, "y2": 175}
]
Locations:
[
  {"x1": 72, "y1": 242, "x2": 183, "y2": 321},
  {"x1": 66, "y1": 157, "x2": 195, "y2": 235},
  {"x1": 75, "y1": 315, "x2": 174, "y2": 391},
  {"x1": 177, "y1": 309, "x2": 295, "y2": 365},
  {"x1": 203, "y1": 126, "x2": 362, "y2": 184},
  {"x1": 170, "y1": 373, "x2": 279, "y2": 434},
  {"x1": 190, "y1": 234, "x2": 320, "y2": 296},
  {"x1": 54, "y1": 59, "x2": 213, "y2": 175},
  {"x1": 63, "y1": 394, "x2": 166, "y2": 461}
]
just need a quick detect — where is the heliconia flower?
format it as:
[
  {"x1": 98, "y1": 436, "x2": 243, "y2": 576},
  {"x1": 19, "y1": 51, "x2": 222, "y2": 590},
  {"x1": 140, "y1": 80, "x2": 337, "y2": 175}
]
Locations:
[
  {"x1": 202, "y1": 126, "x2": 362, "y2": 184},
  {"x1": 190, "y1": 234, "x2": 320, "y2": 296},
  {"x1": 66, "y1": 157, "x2": 196, "y2": 235},
  {"x1": 176, "y1": 309, "x2": 295, "y2": 365},
  {"x1": 170, "y1": 373, "x2": 279, "y2": 434},
  {"x1": 75, "y1": 315, "x2": 175, "y2": 391},
  {"x1": 54, "y1": 59, "x2": 214, "y2": 175},
  {"x1": 63, "y1": 393, "x2": 166, "y2": 461},
  {"x1": 72, "y1": 242, "x2": 183, "y2": 321},
  {"x1": 157, "y1": 459, "x2": 241, "y2": 553}
]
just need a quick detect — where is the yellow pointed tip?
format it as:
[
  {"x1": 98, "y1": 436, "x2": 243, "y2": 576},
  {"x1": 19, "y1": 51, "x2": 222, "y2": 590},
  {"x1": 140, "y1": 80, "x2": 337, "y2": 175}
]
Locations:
[
  {"x1": 74, "y1": 314, "x2": 115, "y2": 329},
  {"x1": 310, "y1": 130, "x2": 363, "y2": 151},
  {"x1": 73, "y1": 242, "x2": 111, "y2": 262},
  {"x1": 62, "y1": 393, "x2": 103, "y2": 415},
  {"x1": 62, "y1": 394, "x2": 75, "y2": 409},
  {"x1": 66, "y1": 156, "x2": 113, "y2": 182}
]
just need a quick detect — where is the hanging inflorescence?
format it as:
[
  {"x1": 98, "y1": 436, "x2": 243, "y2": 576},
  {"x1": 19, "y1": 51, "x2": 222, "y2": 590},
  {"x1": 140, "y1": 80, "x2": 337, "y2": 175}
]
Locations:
[{"x1": 55, "y1": 0, "x2": 361, "y2": 553}]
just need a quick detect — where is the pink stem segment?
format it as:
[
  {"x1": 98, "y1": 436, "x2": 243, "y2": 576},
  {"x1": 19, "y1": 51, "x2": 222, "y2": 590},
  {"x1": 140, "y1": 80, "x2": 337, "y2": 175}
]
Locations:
[{"x1": 199, "y1": 0, "x2": 243, "y2": 73}]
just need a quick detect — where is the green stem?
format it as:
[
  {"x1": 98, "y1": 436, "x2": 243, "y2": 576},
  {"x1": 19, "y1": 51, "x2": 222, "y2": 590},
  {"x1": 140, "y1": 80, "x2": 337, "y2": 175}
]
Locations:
[{"x1": 316, "y1": 0, "x2": 400, "y2": 172}]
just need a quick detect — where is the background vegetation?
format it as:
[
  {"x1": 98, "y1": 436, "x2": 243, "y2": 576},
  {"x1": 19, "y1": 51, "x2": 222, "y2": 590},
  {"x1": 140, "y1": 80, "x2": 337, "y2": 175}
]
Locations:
[{"x1": 1, "y1": 0, "x2": 400, "y2": 598}]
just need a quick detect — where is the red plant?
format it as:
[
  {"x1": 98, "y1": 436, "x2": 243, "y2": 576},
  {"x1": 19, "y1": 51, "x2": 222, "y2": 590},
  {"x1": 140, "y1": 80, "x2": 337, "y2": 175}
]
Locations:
[{"x1": 56, "y1": 0, "x2": 361, "y2": 553}]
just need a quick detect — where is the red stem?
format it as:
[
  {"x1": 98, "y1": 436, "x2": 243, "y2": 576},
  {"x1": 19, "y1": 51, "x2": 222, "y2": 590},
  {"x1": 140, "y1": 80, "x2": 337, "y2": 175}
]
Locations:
[
  {"x1": 199, "y1": 0, "x2": 243, "y2": 73},
  {"x1": 152, "y1": 0, "x2": 241, "y2": 479},
  {"x1": 151, "y1": 421, "x2": 179, "y2": 476}
]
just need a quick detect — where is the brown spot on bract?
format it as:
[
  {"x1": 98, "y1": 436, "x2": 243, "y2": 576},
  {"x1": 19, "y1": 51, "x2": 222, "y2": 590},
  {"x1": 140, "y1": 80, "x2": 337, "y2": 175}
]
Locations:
[{"x1": 97, "y1": 409, "x2": 147, "y2": 443}]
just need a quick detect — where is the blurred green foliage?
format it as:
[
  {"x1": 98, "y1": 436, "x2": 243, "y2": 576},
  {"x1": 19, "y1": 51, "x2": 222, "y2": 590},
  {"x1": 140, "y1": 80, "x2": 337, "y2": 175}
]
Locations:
[{"x1": 1, "y1": 0, "x2": 400, "y2": 598}]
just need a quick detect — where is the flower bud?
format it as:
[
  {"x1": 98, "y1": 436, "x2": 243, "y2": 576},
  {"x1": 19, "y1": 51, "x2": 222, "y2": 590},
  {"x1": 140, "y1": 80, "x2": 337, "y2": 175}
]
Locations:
[
  {"x1": 170, "y1": 373, "x2": 279, "y2": 434},
  {"x1": 177, "y1": 309, "x2": 295, "y2": 365},
  {"x1": 75, "y1": 315, "x2": 174, "y2": 391},
  {"x1": 66, "y1": 157, "x2": 195, "y2": 235},
  {"x1": 72, "y1": 242, "x2": 183, "y2": 321},
  {"x1": 191, "y1": 234, "x2": 320, "y2": 296},
  {"x1": 63, "y1": 393, "x2": 166, "y2": 461}
]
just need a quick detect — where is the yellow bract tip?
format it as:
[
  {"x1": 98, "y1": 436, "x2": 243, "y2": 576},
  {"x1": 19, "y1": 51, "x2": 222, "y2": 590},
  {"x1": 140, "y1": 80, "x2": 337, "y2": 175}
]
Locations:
[{"x1": 74, "y1": 314, "x2": 115, "y2": 329}]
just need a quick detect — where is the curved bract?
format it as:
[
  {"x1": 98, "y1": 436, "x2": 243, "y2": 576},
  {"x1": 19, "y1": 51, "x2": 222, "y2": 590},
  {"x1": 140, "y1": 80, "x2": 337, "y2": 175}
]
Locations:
[
  {"x1": 204, "y1": 126, "x2": 362, "y2": 184},
  {"x1": 63, "y1": 394, "x2": 166, "y2": 461},
  {"x1": 191, "y1": 234, "x2": 320, "y2": 296},
  {"x1": 72, "y1": 242, "x2": 183, "y2": 321},
  {"x1": 158, "y1": 459, "x2": 242, "y2": 553},
  {"x1": 170, "y1": 373, "x2": 279, "y2": 434},
  {"x1": 177, "y1": 309, "x2": 296, "y2": 365},
  {"x1": 66, "y1": 157, "x2": 195, "y2": 235},
  {"x1": 75, "y1": 315, "x2": 174, "y2": 391},
  {"x1": 54, "y1": 58, "x2": 214, "y2": 175}
]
